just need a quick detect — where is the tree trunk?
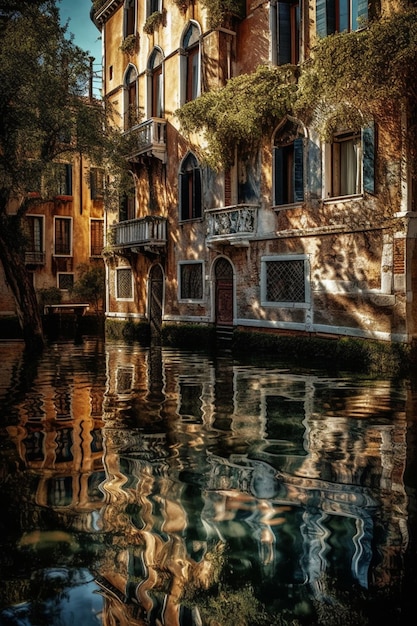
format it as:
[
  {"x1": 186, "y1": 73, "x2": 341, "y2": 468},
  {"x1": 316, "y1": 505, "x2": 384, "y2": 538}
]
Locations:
[{"x1": 0, "y1": 215, "x2": 45, "y2": 352}]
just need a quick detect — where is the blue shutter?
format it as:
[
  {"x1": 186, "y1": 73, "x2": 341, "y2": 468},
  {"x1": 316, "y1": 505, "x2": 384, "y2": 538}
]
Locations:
[
  {"x1": 274, "y1": 147, "x2": 284, "y2": 205},
  {"x1": 356, "y1": 0, "x2": 368, "y2": 28},
  {"x1": 293, "y1": 138, "x2": 304, "y2": 202},
  {"x1": 307, "y1": 138, "x2": 322, "y2": 200},
  {"x1": 278, "y1": 3, "x2": 291, "y2": 65},
  {"x1": 316, "y1": 0, "x2": 335, "y2": 37},
  {"x1": 362, "y1": 122, "x2": 375, "y2": 195}
]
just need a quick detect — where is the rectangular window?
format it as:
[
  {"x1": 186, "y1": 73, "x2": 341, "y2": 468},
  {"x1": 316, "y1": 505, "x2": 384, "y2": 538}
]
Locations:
[
  {"x1": 58, "y1": 273, "x2": 74, "y2": 291},
  {"x1": 54, "y1": 217, "x2": 72, "y2": 256},
  {"x1": 277, "y1": 1, "x2": 300, "y2": 65},
  {"x1": 54, "y1": 163, "x2": 72, "y2": 196},
  {"x1": 329, "y1": 131, "x2": 361, "y2": 197},
  {"x1": 24, "y1": 215, "x2": 45, "y2": 264},
  {"x1": 90, "y1": 168, "x2": 105, "y2": 200},
  {"x1": 316, "y1": 0, "x2": 368, "y2": 37},
  {"x1": 90, "y1": 219, "x2": 104, "y2": 257},
  {"x1": 261, "y1": 255, "x2": 309, "y2": 307},
  {"x1": 179, "y1": 262, "x2": 204, "y2": 301},
  {"x1": 116, "y1": 267, "x2": 133, "y2": 300},
  {"x1": 147, "y1": 0, "x2": 161, "y2": 18}
]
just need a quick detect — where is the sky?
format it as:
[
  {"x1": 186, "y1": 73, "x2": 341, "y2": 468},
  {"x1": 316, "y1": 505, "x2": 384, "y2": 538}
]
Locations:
[{"x1": 59, "y1": 0, "x2": 102, "y2": 61}]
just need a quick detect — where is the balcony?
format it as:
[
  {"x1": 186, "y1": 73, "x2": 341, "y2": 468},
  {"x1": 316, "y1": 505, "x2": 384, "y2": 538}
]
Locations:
[
  {"x1": 206, "y1": 204, "x2": 259, "y2": 247},
  {"x1": 123, "y1": 118, "x2": 167, "y2": 163},
  {"x1": 108, "y1": 216, "x2": 167, "y2": 255},
  {"x1": 25, "y1": 251, "x2": 46, "y2": 265}
]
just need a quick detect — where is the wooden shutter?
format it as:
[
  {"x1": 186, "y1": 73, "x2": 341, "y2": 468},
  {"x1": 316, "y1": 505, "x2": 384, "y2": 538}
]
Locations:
[
  {"x1": 293, "y1": 138, "x2": 304, "y2": 202},
  {"x1": 273, "y1": 147, "x2": 284, "y2": 205},
  {"x1": 316, "y1": 0, "x2": 334, "y2": 37},
  {"x1": 362, "y1": 122, "x2": 375, "y2": 195},
  {"x1": 278, "y1": 3, "x2": 291, "y2": 65},
  {"x1": 193, "y1": 169, "x2": 202, "y2": 218},
  {"x1": 307, "y1": 138, "x2": 322, "y2": 200}
]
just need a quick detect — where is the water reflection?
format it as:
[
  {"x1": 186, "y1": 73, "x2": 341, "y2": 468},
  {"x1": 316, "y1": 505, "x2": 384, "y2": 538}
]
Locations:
[{"x1": 0, "y1": 339, "x2": 415, "y2": 625}]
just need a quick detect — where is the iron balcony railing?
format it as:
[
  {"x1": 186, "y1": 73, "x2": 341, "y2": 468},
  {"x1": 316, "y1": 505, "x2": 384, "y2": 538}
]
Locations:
[
  {"x1": 123, "y1": 118, "x2": 166, "y2": 162},
  {"x1": 109, "y1": 216, "x2": 167, "y2": 251},
  {"x1": 206, "y1": 204, "x2": 259, "y2": 245}
]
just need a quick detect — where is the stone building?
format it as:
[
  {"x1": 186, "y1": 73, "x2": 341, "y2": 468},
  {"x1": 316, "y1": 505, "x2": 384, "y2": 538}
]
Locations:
[{"x1": 92, "y1": 0, "x2": 417, "y2": 344}]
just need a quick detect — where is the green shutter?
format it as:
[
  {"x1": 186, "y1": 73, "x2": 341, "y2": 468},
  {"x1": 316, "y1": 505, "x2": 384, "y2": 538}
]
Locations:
[
  {"x1": 362, "y1": 122, "x2": 375, "y2": 195},
  {"x1": 278, "y1": 3, "x2": 291, "y2": 65},
  {"x1": 274, "y1": 147, "x2": 284, "y2": 205},
  {"x1": 307, "y1": 138, "x2": 322, "y2": 200},
  {"x1": 193, "y1": 169, "x2": 202, "y2": 218}
]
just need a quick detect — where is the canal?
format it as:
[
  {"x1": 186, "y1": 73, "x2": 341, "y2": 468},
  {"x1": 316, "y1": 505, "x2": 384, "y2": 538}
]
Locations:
[{"x1": 0, "y1": 338, "x2": 415, "y2": 625}]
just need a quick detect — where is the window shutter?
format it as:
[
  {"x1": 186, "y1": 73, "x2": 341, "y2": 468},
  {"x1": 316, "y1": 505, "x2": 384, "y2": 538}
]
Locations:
[
  {"x1": 65, "y1": 164, "x2": 72, "y2": 195},
  {"x1": 278, "y1": 3, "x2": 291, "y2": 65},
  {"x1": 90, "y1": 170, "x2": 96, "y2": 200},
  {"x1": 362, "y1": 122, "x2": 375, "y2": 195},
  {"x1": 193, "y1": 169, "x2": 202, "y2": 218},
  {"x1": 274, "y1": 147, "x2": 284, "y2": 205},
  {"x1": 179, "y1": 172, "x2": 188, "y2": 220},
  {"x1": 293, "y1": 138, "x2": 304, "y2": 202},
  {"x1": 356, "y1": 0, "x2": 368, "y2": 27},
  {"x1": 316, "y1": 0, "x2": 334, "y2": 37},
  {"x1": 307, "y1": 138, "x2": 322, "y2": 200}
]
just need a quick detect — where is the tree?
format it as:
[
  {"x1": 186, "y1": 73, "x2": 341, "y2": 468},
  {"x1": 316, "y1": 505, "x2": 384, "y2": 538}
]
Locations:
[
  {"x1": 0, "y1": 0, "x2": 117, "y2": 351},
  {"x1": 71, "y1": 263, "x2": 105, "y2": 317}
]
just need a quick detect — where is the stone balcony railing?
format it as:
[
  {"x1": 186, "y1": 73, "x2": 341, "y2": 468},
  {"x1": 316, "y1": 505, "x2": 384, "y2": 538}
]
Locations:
[
  {"x1": 206, "y1": 204, "x2": 259, "y2": 246},
  {"x1": 108, "y1": 216, "x2": 167, "y2": 254},
  {"x1": 123, "y1": 118, "x2": 166, "y2": 163}
]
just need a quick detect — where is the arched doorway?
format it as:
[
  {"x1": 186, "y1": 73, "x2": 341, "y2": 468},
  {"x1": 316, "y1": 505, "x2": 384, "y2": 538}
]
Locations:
[
  {"x1": 149, "y1": 264, "x2": 164, "y2": 342},
  {"x1": 214, "y1": 257, "x2": 234, "y2": 327}
]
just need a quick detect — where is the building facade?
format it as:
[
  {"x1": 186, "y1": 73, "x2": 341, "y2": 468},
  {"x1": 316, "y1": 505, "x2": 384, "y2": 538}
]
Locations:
[{"x1": 93, "y1": 0, "x2": 417, "y2": 345}]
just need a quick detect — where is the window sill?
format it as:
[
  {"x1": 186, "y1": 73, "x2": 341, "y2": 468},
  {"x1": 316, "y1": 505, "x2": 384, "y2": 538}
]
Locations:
[
  {"x1": 54, "y1": 195, "x2": 73, "y2": 202},
  {"x1": 273, "y1": 201, "x2": 304, "y2": 211},
  {"x1": 323, "y1": 193, "x2": 362, "y2": 204}
]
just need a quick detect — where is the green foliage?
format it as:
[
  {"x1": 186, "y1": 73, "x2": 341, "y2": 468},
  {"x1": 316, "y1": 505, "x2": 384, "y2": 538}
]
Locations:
[
  {"x1": 200, "y1": 0, "x2": 245, "y2": 28},
  {"x1": 71, "y1": 264, "x2": 105, "y2": 315},
  {"x1": 143, "y1": 11, "x2": 164, "y2": 34},
  {"x1": 295, "y1": 7, "x2": 417, "y2": 137},
  {"x1": 105, "y1": 318, "x2": 151, "y2": 343},
  {"x1": 175, "y1": 65, "x2": 297, "y2": 169},
  {"x1": 37, "y1": 287, "x2": 62, "y2": 308}
]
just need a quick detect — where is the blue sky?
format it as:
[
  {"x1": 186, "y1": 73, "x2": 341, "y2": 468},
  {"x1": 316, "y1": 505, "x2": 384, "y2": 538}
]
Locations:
[{"x1": 59, "y1": 0, "x2": 102, "y2": 61}]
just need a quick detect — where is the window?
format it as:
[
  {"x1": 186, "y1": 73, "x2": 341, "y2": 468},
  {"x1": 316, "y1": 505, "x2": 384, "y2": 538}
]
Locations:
[
  {"x1": 123, "y1": 0, "x2": 136, "y2": 38},
  {"x1": 124, "y1": 65, "x2": 138, "y2": 130},
  {"x1": 90, "y1": 219, "x2": 104, "y2": 257},
  {"x1": 274, "y1": 1, "x2": 300, "y2": 65},
  {"x1": 58, "y1": 273, "x2": 74, "y2": 291},
  {"x1": 179, "y1": 262, "x2": 204, "y2": 301},
  {"x1": 325, "y1": 124, "x2": 375, "y2": 198},
  {"x1": 90, "y1": 168, "x2": 105, "y2": 200},
  {"x1": 179, "y1": 153, "x2": 202, "y2": 221},
  {"x1": 24, "y1": 215, "x2": 45, "y2": 264},
  {"x1": 116, "y1": 267, "x2": 133, "y2": 300},
  {"x1": 147, "y1": 0, "x2": 161, "y2": 17},
  {"x1": 54, "y1": 163, "x2": 72, "y2": 196},
  {"x1": 181, "y1": 22, "x2": 200, "y2": 104},
  {"x1": 119, "y1": 190, "x2": 135, "y2": 222},
  {"x1": 261, "y1": 255, "x2": 310, "y2": 307},
  {"x1": 316, "y1": 0, "x2": 368, "y2": 37},
  {"x1": 54, "y1": 217, "x2": 72, "y2": 256},
  {"x1": 148, "y1": 48, "x2": 163, "y2": 118},
  {"x1": 273, "y1": 119, "x2": 304, "y2": 205}
]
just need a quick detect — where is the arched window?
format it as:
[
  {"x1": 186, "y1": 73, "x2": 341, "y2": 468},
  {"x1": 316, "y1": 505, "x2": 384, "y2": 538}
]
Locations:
[
  {"x1": 273, "y1": 118, "x2": 304, "y2": 206},
  {"x1": 179, "y1": 153, "x2": 202, "y2": 221},
  {"x1": 181, "y1": 22, "x2": 200, "y2": 104},
  {"x1": 123, "y1": 0, "x2": 136, "y2": 38},
  {"x1": 124, "y1": 65, "x2": 138, "y2": 130},
  {"x1": 148, "y1": 48, "x2": 163, "y2": 118}
]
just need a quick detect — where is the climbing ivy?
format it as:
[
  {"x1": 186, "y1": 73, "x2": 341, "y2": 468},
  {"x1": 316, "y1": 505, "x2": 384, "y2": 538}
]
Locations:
[{"x1": 175, "y1": 65, "x2": 297, "y2": 169}]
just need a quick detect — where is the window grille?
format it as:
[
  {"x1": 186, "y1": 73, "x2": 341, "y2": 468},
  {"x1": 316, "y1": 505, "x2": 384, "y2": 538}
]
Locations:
[
  {"x1": 117, "y1": 268, "x2": 133, "y2": 299},
  {"x1": 266, "y1": 259, "x2": 305, "y2": 302},
  {"x1": 180, "y1": 263, "x2": 203, "y2": 300}
]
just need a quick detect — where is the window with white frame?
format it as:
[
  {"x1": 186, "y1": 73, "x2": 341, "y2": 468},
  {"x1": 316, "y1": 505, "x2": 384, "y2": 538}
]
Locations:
[
  {"x1": 179, "y1": 261, "x2": 203, "y2": 301},
  {"x1": 54, "y1": 217, "x2": 72, "y2": 256},
  {"x1": 116, "y1": 267, "x2": 133, "y2": 300},
  {"x1": 274, "y1": 1, "x2": 300, "y2": 65},
  {"x1": 261, "y1": 255, "x2": 309, "y2": 306},
  {"x1": 58, "y1": 272, "x2": 74, "y2": 291},
  {"x1": 316, "y1": 0, "x2": 368, "y2": 37},
  {"x1": 148, "y1": 47, "x2": 163, "y2": 118},
  {"x1": 90, "y1": 219, "x2": 104, "y2": 257}
]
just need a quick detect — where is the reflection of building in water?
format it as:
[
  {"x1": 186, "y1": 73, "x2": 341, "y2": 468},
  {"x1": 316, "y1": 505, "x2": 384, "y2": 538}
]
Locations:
[{"x1": 97, "y1": 346, "x2": 409, "y2": 624}]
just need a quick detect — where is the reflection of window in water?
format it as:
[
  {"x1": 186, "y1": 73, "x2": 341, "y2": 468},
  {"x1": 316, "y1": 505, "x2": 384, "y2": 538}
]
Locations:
[
  {"x1": 179, "y1": 382, "x2": 203, "y2": 421},
  {"x1": 55, "y1": 428, "x2": 73, "y2": 462},
  {"x1": 24, "y1": 394, "x2": 45, "y2": 422},
  {"x1": 47, "y1": 476, "x2": 73, "y2": 507},
  {"x1": 54, "y1": 387, "x2": 71, "y2": 420},
  {"x1": 265, "y1": 395, "x2": 306, "y2": 455},
  {"x1": 116, "y1": 366, "x2": 134, "y2": 393},
  {"x1": 90, "y1": 388, "x2": 103, "y2": 418},
  {"x1": 87, "y1": 471, "x2": 106, "y2": 502},
  {"x1": 90, "y1": 428, "x2": 103, "y2": 453},
  {"x1": 24, "y1": 430, "x2": 45, "y2": 462}
]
